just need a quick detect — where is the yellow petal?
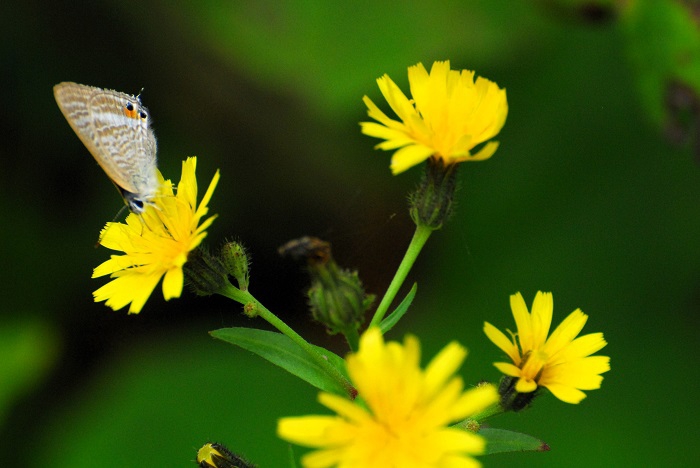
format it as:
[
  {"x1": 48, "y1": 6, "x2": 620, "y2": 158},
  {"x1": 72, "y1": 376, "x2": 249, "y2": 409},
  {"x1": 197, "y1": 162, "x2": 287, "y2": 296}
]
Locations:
[
  {"x1": 197, "y1": 169, "x2": 220, "y2": 217},
  {"x1": 493, "y1": 362, "x2": 521, "y2": 377},
  {"x1": 319, "y1": 393, "x2": 370, "y2": 425},
  {"x1": 360, "y1": 123, "x2": 415, "y2": 149},
  {"x1": 162, "y1": 267, "x2": 184, "y2": 300},
  {"x1": 545, "y1": 309, "x2": 588, "y2": 353},
  {"x1": 551, "y1": 333, "x2": 607, "y2": 363},
  {"x1": 178, "y1": 157, "x2": 198, "y2": 208},
  {"x1": 510, "y1": 292, "x2": 533, "y2": 350},
  {"x1": 424, "y1": 341, "x2": 467, "y2": 398},
  {"x1": 451, "y1": 384, "x2": 499, "y2": 419},
  {"x1": 301, "y1": 448, "x2": 345, "y2": 468},
  {"x1": 362, "y1": 96, "x2": 404, "y2": 130},
  {"x1": 465, "y1": 141, "x2": 500, "y2": 161},
  {"x1": 377, "y1": 74, "x2": 416, "y2": 124},
  {"x1": 530, "y1": 291, "x2": 553, "y2": 347},
  {"x1": 483, "y1": 322, "x2": 519, "y2": 363},
  {"x1": 277, "y1": 416, "x2": 342, "y2": 446},
  {"x1": 515, "y1": 378, "x2": 537, "y2": 393},
  {"x1": 390, "y1": 144, "x2": 434, "y2": 174},
  {"x1": 543, "y1": 383, "x2": 587, "y2": 404},
  {"x1": 425, "y1": 427, "x2": 486, "y2": 456}
]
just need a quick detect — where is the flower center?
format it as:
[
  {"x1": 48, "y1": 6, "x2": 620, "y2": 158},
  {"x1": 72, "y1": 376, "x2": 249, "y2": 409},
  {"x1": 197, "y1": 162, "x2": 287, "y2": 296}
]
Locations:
[{"x1": 520, "y1": 349, "x2": 548, "y2": 380}]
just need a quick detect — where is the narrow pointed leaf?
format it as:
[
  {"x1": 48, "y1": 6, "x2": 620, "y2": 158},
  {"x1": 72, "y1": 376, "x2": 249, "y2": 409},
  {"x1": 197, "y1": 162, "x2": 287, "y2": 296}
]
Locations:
[
  {"x1": 287, "y1": 444, "x2": 298, "y2": 468},
  {"x1": 379, "y1": 283, "x2": 417, "y2": 333},
  {"x1": 210, "y1": 327, "x2": 347, "y2": 395},
  {"x1": 479, "y1": 428, "x2": 550, "y2": 454}
]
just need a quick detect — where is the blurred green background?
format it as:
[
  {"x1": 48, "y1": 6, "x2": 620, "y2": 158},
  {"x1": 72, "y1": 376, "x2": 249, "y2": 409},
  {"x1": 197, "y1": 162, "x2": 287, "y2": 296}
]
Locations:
[{"x1": 1, "y1": 0, "x2": 699, "y2": 466}]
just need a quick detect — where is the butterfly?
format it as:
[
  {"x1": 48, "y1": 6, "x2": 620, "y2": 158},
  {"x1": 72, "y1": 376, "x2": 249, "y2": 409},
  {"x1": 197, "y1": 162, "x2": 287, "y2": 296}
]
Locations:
[{"x1": 54, "y1": 82, "x2": 158, "y2": 213}]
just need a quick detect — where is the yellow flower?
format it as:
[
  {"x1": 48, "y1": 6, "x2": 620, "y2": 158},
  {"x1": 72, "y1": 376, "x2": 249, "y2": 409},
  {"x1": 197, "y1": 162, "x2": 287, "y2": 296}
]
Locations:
[
  {"x1": 361, "y1": 60, "x2": 508, "y2": 174},
  {"x1": 278, "y1": 328, "x2": 499, "y2": 468},
  {"x1": 484, "y1": 292, "x2": 610, "y2": 404},
  {"x1": 92, "y1": 157, "x2": 219, "y2": 314}
]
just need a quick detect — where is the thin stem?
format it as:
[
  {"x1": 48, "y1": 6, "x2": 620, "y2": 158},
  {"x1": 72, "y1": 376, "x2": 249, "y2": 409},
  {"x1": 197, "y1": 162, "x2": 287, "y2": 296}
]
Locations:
[
  {"x1": 218, "y1": 283, "x2": 355, "y2": 397},
  {"x1": 369, "y1": 224, "x2": 433, "y2": 328},
  {"x1": 453, "y1": 403, "x2": 504, "y2": 434},
  {"x1": 344, "y1": 327, "x2": 360, "y2": 353},
  {"x1": 470, "y1": 402, "x2": 504, "y2": 423}
]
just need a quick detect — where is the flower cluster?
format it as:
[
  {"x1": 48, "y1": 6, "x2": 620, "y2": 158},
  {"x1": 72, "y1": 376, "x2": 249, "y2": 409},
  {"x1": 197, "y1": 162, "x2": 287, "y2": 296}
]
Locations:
[{"x1": 69, "y1": 60, "x2": 611, "y2": 467}]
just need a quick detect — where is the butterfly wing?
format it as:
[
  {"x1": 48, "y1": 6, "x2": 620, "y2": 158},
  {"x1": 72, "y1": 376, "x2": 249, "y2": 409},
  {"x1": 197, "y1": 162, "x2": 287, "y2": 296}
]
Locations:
[{"x1": 53, "y1": 82, "x2": 158, "y2": 202}]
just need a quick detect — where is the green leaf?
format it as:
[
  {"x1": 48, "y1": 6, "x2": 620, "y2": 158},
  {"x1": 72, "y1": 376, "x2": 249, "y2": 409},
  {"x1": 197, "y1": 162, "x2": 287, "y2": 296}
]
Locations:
[
  {"x1": 210, "y1": 327, "x2": 347, "y2": 395},
  {"x1": 308, "y1": 343, "x2": 349, "y2": 380},
  {"x1": 479, "y1": 428, "x2": 550, "y2": 455},
  {"x1": 287, "y1": 444, "x2": 298, "y2": 468},
  {"x1": 379, "y1": 283, "x2": 417, "y2": 333}
]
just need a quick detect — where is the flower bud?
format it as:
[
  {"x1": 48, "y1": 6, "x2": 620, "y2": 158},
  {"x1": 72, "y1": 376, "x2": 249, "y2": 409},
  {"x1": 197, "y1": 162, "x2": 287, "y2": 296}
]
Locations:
[
  {"x1": 409, "y1": 157, "x2": 459, "y2": 230},
  {"x1": 221, "y1": 240, "x2": 250, "y2": 291},
  {"x1": 197, "y1": 442, "x2": 256, "y2": 468},
  {"x1": 308, "y1": 262, "x2": 374, "y2": 335},
  {"x1": 278, "y1": 236, "x2": 331, "y2": 265},
  {"x1": 279, "y1": 236, "x2": 373, "y2": 334},
  {"x1": 498, "y1": 375, "x2": 539, "y2": 412},
  {"x1": 183, "y1": 247, "x2": 228, "y2": 296}
]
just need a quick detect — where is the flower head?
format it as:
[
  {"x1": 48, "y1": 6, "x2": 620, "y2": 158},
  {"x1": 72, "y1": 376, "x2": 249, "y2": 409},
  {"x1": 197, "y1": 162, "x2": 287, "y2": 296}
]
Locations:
[
  {"x1": 484, "y1": 292, "x2": 610, "y2": 404},
  {"x1": 278, "y1": 328, "x2": 499, "y2": 468},
  {"x1": 361, "y1": 60, "x2": 508, "y2": 174},
  {"x1": 92, "y1": 157, "x2": 220, "y2": 313}
]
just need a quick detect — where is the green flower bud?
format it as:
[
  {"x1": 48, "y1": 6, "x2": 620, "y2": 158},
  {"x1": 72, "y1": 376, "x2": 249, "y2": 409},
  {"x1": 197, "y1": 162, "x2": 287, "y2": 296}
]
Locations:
[
  {"x1": 183, "y1": 247, "x2": 228, "y2": 296},
  {"x1": 279, "y1": 236, "x2": 374, "y2": 335},
  {"x1": 408, "y1": 157, "x2": 459, "y2": 230},
  {"x1": 221, "y1": 240, "x2": 250, "y2": 291},
  {"x1": 307, "y1": 259, "x2": 374, "y2": 335}
]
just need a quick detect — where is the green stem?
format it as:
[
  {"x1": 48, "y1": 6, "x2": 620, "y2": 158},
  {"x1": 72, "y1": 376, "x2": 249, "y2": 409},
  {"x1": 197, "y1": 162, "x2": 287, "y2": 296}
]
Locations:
[
  {"x1": 369, "y1": 224, "x2": 433, "y2": 328},
  {"x1": 344, "y1": 327, "x2": 360, "y2": 353},
  {"x1": 470, "y1": 402, "x2": 504, "y2": 423},
  {"x1": 454, "y1": 403, "x2": 504, "y2": 434},
  {"x1": 218, "y1": 283, "x2": 355, "y2": 397}
]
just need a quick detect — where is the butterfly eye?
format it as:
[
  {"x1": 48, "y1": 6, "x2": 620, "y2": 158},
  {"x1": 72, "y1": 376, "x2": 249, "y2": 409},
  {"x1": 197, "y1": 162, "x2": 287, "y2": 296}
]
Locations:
[{"x1": 129, "y1": 198, "x2": 144, "y2": 212}]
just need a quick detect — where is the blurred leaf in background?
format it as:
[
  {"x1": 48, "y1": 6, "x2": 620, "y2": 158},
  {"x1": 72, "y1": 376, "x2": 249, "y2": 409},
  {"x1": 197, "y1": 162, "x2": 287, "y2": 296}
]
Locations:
[{"x1": 0, "y1": 320, "x2": 58, "y2": 424}]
